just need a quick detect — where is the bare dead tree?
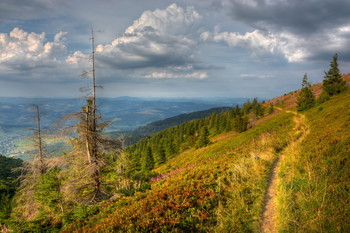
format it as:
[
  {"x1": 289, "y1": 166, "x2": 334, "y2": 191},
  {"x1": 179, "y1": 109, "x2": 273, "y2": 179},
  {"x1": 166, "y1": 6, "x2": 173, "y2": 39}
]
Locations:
[
  {"x1": 34, "y1": 104, "x2": 45, "y2": 174},
  {"x1": 87, "y1": 28, "x2": 102, "y2": 200},
  {"x1": 55, "y1": 29, "x2": 120, "y2": 204},
  {"x1": 13, "y1": 104, "x2": 47, "y2": 220}
]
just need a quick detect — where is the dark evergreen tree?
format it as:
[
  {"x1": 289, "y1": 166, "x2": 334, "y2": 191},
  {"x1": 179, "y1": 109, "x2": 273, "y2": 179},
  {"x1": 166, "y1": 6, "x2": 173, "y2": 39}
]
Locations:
[
  {"x1": 232, "y1": 114, "x2": 249, "y2": 133},
  {"x1": 195, "y1": 126, "x2": 210, "y2": 149},
  {"x1": 0, "y1": 155, "x2": 22, "y2": 220},
  {"x1": 251, "y1": 98, "x2": 264, "y2": 118},
  {"x1": 142, "y1": 147, "x2": 154, "y2": 171},
  {"x1": 323, "y1": 53, "x2": 346, "y2": 96},
  {"x1": 233, "y1": 105, "x2": 241, "y2": 116},
  {"x1": 224, "y1": 111, "x2": 233, "y2": 132},
  {"x1": 296, "y1": 73, "x2": 315, "y2": 112},
  {"x1": 241, "y1": 100, "x2": 252, "y2": 115},
  {"x1": 154, "y1": 145, "x2": 166, "y2": 165},
  {"x1": 268, "y1": 103, "x2": 274, "y2": 114},
  {"x1": 209, "y1": 112, "x2": 219, "y2": 134}
]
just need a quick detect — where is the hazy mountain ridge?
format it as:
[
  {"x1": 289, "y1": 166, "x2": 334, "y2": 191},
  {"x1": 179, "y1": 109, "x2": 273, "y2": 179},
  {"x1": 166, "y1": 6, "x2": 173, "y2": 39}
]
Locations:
[{"x1": 0, "y1": 96, "x2": 244, "y2": 156}]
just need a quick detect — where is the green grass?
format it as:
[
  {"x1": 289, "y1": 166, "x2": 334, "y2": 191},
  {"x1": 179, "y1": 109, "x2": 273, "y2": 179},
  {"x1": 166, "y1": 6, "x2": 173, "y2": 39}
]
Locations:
[
  {"x1": 62, "y1": 112, "x2": 293, "y2": 232},
  {"x1": 8, "y1": 88, "x2": 350, "y2": 232},
  {"x1": 277, "y1": 89, "x2": 350, "y2": 232}
]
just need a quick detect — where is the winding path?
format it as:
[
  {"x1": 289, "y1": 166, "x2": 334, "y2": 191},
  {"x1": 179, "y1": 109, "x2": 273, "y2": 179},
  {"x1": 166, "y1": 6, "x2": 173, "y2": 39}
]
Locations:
[{"x1": 260, "y1": 108, "x2": 308, "y2": 232}]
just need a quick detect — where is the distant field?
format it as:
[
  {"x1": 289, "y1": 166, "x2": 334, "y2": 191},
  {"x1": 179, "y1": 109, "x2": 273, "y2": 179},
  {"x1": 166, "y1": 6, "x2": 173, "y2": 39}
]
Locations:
[{"x1": 8, "y1": 134, "x2": 72, "y2": 161}]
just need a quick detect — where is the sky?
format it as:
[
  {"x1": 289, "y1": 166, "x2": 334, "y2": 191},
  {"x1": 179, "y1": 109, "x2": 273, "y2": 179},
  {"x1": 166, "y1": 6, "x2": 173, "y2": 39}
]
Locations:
[{"x1": 1, "y1": 0, "x2": 350, "y2": 99}]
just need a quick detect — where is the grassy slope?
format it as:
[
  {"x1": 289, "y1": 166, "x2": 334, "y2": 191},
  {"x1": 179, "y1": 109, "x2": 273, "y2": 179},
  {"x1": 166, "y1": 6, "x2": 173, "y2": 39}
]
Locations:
[
  {"x1": 277, "y1": 89, "x2": 350, "y2": 232},
  {"x1": 64, "y1": 112, "x2": 293, "y2": 232},
  {"x1": 63, "y1": 75, "x2": 350, "y2": 232}
]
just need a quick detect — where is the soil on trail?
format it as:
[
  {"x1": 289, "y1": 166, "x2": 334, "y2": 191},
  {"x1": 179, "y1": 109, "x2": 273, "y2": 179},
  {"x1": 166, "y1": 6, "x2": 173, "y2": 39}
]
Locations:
[{"x1": 260, "y1": 109, "x2": 308, "y2": 232}]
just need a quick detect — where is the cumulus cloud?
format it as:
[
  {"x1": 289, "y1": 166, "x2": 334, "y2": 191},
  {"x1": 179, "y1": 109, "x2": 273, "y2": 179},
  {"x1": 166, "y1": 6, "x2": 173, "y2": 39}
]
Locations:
[
  {"x1": 201, "y1": 30, "x2": 280, "y2": 57},
  {"x1": 201, "y1": 29, "x2": 312, "y2": 62},
  {"x1": 0, "y1": 28, "x2": 68, "y2": 70},
  {"x1": 68, "y1": 3, "x2": 203, "y2": 71},
  {"x1": 210, "y1": 0, "x2": 350, "y2": 62},
  {"x1": 202, "y1": 24, "x2": 350, "y2": 63}
]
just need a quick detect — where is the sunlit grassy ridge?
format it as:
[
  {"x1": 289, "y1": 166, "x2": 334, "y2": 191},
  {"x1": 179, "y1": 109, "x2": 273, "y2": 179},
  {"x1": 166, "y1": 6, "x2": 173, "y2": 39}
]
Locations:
[
  {"x1": 63, "y1": 112, "x2": 293, "y2": 232},
  {"x1": 277, "y1": 89, "x2": 350, "y2": 232},
  {"x1": 65, "y1": 89, "x2": 350, "y2": 232},
  {"x1": 8, "y1": 76, "x2": 350, "y2": 232}
]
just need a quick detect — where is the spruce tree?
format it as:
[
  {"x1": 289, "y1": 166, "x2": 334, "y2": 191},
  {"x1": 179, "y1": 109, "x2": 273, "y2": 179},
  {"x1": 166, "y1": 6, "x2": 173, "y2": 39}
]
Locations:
[
  {"x1": 195, "y1": 126, "x2": 210, "y2": 149},
  {"x1": 154, "y1": 145, "x2": 166, "y2": 165},
  {"x1": 142, "y1": 147, "x2": 154, "y2": 171},
  {"x1": 268, "y1": 103, "x2": 274, "y2": 114},
  {"x1": 296, "y1": 73, "x2": 315, "y2": 112},
  {"x1": 232, "y1": 114, "x2": 249, "y2": 133},
  {"x1": 323, "y1": 53, "x2": 346, "y2": 96}
]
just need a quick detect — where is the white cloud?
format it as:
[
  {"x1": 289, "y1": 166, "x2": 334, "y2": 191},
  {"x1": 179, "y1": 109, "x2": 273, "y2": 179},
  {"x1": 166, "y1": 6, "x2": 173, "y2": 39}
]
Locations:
[
  {"x1": 213, "y1": 0, "x2": 350, "y2": 63},
  {"x1": 66, "y1": 51, "x2": 88, "y2": 65},
  {"x1": 68, "y1": 3, "x2": 203, "y2": 71},
  {"x1": 201, "y1": 26, "x2": 350, "y2": 63},
  {"x1": 0, "y1": 27, "x2": 68, "y2": 69}
]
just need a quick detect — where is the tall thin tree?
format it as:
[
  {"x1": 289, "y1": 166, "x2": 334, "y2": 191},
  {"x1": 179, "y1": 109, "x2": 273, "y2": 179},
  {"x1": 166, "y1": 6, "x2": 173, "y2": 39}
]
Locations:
[{"x1": 34, "y1": 104, "x2": 45, "y2": 174}]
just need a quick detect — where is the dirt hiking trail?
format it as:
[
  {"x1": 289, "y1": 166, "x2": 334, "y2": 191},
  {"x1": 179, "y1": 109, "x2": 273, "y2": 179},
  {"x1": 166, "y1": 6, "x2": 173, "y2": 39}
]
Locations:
[{"x1": 260, "y1": 108, "x2": 309, "y2": 232}]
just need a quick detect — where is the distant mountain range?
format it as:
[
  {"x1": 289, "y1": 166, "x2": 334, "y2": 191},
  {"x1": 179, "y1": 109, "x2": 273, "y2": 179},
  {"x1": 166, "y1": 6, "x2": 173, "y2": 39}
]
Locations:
[{"x1": 0, "y1": 96, "x2": 246, "y2": 156}]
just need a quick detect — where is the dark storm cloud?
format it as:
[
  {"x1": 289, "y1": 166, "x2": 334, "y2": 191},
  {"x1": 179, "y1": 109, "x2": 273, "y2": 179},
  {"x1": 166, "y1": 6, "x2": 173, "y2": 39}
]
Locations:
[
  {"x1": 202, "y1": 0, "x2": 350, "y2": 62},
  {"x1": 223, "y1": 0, "x2": 350, "y2": 35}
]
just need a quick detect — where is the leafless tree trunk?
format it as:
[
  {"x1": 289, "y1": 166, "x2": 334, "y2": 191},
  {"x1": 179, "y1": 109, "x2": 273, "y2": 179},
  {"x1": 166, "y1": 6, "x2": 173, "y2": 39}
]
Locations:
[
  {"x1": 34, "y1": 104, "x2": 45, "y2": 174},
  {"x1": 88, "y1": 29, "x2": 102, "y2": 200}
]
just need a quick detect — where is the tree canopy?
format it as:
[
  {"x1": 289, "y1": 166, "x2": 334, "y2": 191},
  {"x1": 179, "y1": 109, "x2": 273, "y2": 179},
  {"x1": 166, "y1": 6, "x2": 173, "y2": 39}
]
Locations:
[
  {"x1": 323, "y1": 53, "x2": 346, "y2": 96},
  {"x1": 296, "y1": 73, "x2": 315, "y2": 112}
]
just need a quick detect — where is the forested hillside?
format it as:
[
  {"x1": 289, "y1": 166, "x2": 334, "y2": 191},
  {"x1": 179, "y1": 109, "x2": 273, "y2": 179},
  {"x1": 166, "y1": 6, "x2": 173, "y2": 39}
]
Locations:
[
  {"x1": 125, "y1": 99, "x2": 264, "y2": 177},
  {"x1": 115, "y1": 107, "x2": 233, "y2": 145},
  {"x1": 0, "y1": 155, "x2": 22, "y2": 221}
]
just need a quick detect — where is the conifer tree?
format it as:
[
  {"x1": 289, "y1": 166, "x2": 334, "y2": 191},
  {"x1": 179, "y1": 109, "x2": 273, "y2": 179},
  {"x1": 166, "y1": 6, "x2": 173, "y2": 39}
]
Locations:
[
  {"x1": 242, "y1": 99, "x2": 252, "y2": 115},
  {"x1": 268, "y1": 103, "x2": 274, "y2": 114},
  {"x1": 14, "y1": 105, "x2": 50, "y2": 220},
  {"x1": 57, "y1": 30, "x2": 119, "y2": 203},
  {"x1": 232, "y1": 114, "x2": 248, "y2": 133},
  {"x1": 154, "y1": 145, "x2": 166, "y2": 165},
  {"x1": 224, "y1": 111, "x2": 233, "y2": 132},
  {"x1": 296, "y1": 73, "x2": 315, "y2": 112},
  {"x1": 142, "y1": 147, "x2": 154, "y2": 171},
  {"x1": 195, "y1": 126, "x2": 210, "y2": 149},
  {"x1": 323, "y1": 53, "x2": 346, "y2": 96},
  {"x1": 251, "y1": 98, "x2": 264, "y2": 118}
]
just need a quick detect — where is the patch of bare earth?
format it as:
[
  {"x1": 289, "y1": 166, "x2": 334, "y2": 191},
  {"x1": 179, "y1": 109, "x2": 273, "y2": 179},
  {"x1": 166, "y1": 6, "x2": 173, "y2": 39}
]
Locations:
[{"x1": 260, "y1": 156, "x2": 281, "y2": 232}]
